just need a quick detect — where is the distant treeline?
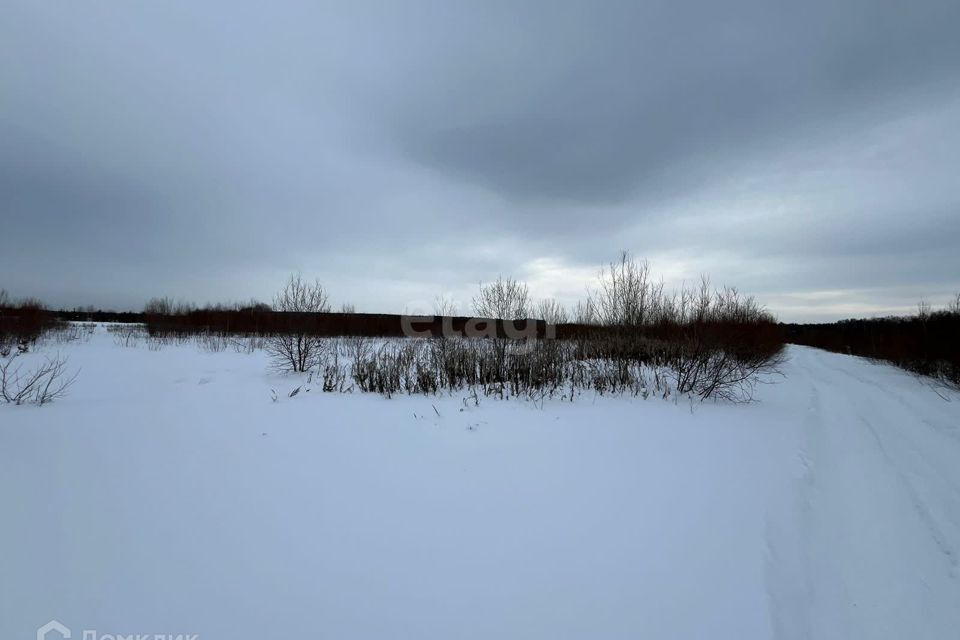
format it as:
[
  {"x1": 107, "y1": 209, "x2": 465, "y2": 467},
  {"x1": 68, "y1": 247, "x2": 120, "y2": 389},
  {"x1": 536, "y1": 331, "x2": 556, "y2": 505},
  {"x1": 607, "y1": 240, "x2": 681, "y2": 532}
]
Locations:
[
  {"x1": 136, "y1": 306, "x2": 782, "y2": 352},
  {"x1": 8, "y1": 305, "x2": 550, "y2": 340},
  {"x1": 8, "y1": 304, "x2": 778, "y2": 347},
  {"x1": 142, "y1": 307, "x2": 553, "y2": 339},
  {"x1": 784, "y1": 299, "x2": 960, "y2": 386},
  {"x1": 55, "y1": 309, "x2": 147, "y2": 323}
]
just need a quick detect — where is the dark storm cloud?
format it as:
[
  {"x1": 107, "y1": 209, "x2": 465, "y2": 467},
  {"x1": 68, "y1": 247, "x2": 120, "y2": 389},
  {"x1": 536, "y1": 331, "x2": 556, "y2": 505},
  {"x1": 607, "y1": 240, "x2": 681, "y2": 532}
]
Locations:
[
  {"x1": 1, "y1": 0, "x2": 958, "y2": 319},
  {"x1": 398, "y1": 0, "x2": 960, "y2": 204}
]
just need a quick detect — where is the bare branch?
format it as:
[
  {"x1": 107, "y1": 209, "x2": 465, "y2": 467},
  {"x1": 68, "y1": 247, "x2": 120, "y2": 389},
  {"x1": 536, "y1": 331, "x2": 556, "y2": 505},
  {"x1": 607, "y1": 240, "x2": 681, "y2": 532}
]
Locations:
[
  {"x1": 0, "y1": 352, "x2": 79, "y2": 405},
  {"x1": 472, "y1": 276, "x2": 529, "y2": 320}
]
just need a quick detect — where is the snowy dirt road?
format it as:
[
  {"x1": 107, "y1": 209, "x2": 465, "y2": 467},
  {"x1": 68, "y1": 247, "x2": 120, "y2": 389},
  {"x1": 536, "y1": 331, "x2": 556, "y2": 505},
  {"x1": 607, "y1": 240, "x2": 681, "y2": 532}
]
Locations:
[
  {"x1": 766, "y1": 346, "x2": 960, "y2": 640},
  {"x1": 1, "y1": 333, "x2": 958, "y2": 639}
]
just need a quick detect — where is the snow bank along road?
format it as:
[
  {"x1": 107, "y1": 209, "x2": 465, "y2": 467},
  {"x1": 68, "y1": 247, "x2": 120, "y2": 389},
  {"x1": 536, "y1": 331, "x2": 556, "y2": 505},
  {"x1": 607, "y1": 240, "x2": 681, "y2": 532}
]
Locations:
[{"x1": 1, "y1": 331, "x2": 958, "y2": 639}]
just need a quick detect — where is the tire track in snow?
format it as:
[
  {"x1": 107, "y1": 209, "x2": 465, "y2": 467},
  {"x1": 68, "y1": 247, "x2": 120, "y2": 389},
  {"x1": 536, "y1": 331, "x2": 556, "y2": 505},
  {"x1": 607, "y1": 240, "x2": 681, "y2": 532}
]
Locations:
[
  {"x1": 812, "y1": 354, "x2": 960, "y2": 574},
  {"x1": 856, "y1": 415, "x2": 958, "y2": 572},
  {"x1": 820, "y1": 357, "x2": 960, "y2": 445},
  {"x1": 765, "y1": 380, "x2": 817, "y2": 640},
  {"x1": 782, "y1": 346, "x2": 960, "y2": 640},
  {"x1": 767, "y1": 354, "x2": 853, "y2": 640}
]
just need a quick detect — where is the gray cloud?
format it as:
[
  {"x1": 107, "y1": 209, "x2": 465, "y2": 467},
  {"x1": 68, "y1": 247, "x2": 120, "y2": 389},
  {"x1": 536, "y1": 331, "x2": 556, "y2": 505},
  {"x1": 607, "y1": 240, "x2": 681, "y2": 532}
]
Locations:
[
  {"x1": 397, "y1": 1, "x2": 960, "y2": 204},
  {"x1": 1, "y1": 0, "x2": 958, "y2": 320}
]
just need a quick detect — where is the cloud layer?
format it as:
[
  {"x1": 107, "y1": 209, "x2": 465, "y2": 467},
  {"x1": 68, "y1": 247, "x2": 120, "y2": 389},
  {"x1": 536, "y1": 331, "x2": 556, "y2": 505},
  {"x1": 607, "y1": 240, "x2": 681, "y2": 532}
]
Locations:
[{"x1": 2, "y1": 0, "x2": 958, "y2": 320}]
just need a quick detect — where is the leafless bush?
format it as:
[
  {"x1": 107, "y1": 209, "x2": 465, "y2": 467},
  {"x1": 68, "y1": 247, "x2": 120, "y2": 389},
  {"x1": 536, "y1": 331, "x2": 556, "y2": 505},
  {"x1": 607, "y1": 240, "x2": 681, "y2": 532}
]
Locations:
[
  {"x1": 144, "y1": 296, "x2": 175, "y2": 316},
  {"x1": 0, "y1": 296, "x2": 56, "y2": 351},
  {"x1": 537, "y1": 298, "x2": 569, "y2": 326},
  {"x1": 144, "y1": 297, "x2": 195, "y2": 316},
  {"x1": 657, "y1": 279, "x2": 784, "y2": 400},
  {"x1": 322, "y1": 345, "x2": 348, "y2": 392},
  {"x1": 109, "y1": 324, "x2": 147, "y2": 348},
  {"x1": 230, "y1": 335, "x2": 268, "y2": 354},
  {"x1": 588, "y1": 251, "x2": 664, "y2": 326},
  {"x1": 196, "y1": 333, "x2": 231, "y2": 353},
  {"x1": 581, "y1": 255, "x2": 784, "y2": 400},
  {"x1": 348, "y1": 336, "x2": 375, "y2": 390},
  {"x1": 1, "y1": 352, "x2": 79, "y2": 406},
  {"x1": 572, "y1": 300, "x2": 597, "y2": 325},
  {"x1": 473, "y1": 276, "x2": 530, "y2": 320},
  {"x1": 36, "y1": 322, "x2": 96, "y2": 346},
  {"x1": 665, "y1": 331, "x2": 785, "y2": 401},
  {"x1": 293, "y1": 336, "x2": 672, "y2": 402},
  {"x1": 266, "y1": 274, "x2": 331, "y2": 372},
  {"x1": 433, "y1": 293, "x2": 459, "y2": 317}
]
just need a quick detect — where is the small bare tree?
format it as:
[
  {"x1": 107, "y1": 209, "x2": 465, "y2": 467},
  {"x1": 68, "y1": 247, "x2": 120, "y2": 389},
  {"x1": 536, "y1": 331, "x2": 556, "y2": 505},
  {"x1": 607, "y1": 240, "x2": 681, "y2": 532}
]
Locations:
[
  {"x1": 537, "y1": 298, "x2": 568, "y2": 325},
  {"x1": 433, "y1": 293, "x2": 459, "y2": 317},
  {"x1": 589, "y1": 251, "x2": 664, "y2": 326},
  {"x1": 0, "y1": 289, "x2": 9, "y2": 309},
  {"x1": 340, "y1": 303, "x2": 356, "y2": 314},
  {"x1": 473, "y1": 276, "x2": 529, "y2": 320},
  {"x1": 572, "y1": 299, "x2": 597, "y2": 325},
  {"x1": 143, "y1": 297, "x2": 175, "y2": 315},
  {"x1": 267, "y1": 274, "x2": 331, "y2": 372}
]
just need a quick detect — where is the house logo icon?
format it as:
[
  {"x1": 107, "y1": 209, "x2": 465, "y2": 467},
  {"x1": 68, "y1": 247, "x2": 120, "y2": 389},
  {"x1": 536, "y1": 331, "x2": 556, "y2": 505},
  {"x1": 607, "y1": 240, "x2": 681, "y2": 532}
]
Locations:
[{"x1": 37, "y1": 620, "x2": 71, "y2": 640}]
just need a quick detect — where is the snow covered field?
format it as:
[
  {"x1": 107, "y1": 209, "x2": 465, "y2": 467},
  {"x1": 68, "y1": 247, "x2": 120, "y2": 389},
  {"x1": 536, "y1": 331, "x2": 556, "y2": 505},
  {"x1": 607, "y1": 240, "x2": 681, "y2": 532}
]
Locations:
[{"x1": 2, "y1": 326, "x2": 958, "y2": 639}]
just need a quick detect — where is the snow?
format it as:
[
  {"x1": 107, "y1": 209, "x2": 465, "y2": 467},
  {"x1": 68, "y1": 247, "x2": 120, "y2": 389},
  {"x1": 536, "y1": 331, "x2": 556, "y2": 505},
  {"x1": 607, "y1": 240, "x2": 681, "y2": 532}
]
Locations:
[
  {"x1": 764, "y1": 346, "x2": 960, "y2": 640},
  {"x1": 2, "y1": 326, "x2": 958, "y2": 639}
]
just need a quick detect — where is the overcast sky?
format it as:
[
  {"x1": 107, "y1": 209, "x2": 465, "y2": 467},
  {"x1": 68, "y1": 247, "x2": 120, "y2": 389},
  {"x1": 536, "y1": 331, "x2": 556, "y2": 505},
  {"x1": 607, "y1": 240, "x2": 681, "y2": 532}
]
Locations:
[{"x1": 2, "y1": 1, "x2": 958, "y2": 321}]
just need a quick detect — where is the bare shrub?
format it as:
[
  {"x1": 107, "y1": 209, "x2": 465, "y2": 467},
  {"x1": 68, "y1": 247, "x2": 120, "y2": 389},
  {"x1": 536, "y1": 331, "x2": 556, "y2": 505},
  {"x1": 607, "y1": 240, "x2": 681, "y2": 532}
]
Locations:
[
  {"x1": 572, "y1": 300, "x2": 597, "y2": 325},
  {"x1": 230, "y1": 335, "x2": 268, "y2": 354},
  {"x1": 0, "y1": 353, "x2": 79, "y2": 406},
  {"x1": 433, "y1": 293, "x2": 459, "y2": 317},
  {"x1": 37, "y1": 322, "x2": 95, "y2": 346},
  {"x1": 109, "y1": 324, "x2": 147, "y2": 348},
  {"x1": 0, "y1": 297, "x2": 56, "y2": 351},
  {"x1": 537, "y1": 298, "x2": 568, "y2": 326},
  {"x1": 322, "y1": 344, "x2": 348, "y2": 392},
  {"x1": 144, "y1": 296, "x2": 175, "y2": 316},
  {"x1": 266, "y1": 274, "x2": 331, "y2": 372},
  {"x1": 290, "y1": 336, "x2": 657, "y2": 402},
  {"x1": 575, "y1": 254, "x2": 785, "y2": 401},
  {"x1": 589, "y1": 251, "x2": 664, "y2": 327},
  {"x1": 657, "y1": 280, "x2": 784, "y2": 401},
  {"x1": 665, "y1": 329, "x2": 785, "y2": 401},
  {"x1": 473, "y1": 276, "x2": 530, "y2": 320},
  {"x1": 196, "y1": 333, "x2": 231, "y2": 353}
]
